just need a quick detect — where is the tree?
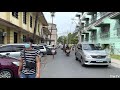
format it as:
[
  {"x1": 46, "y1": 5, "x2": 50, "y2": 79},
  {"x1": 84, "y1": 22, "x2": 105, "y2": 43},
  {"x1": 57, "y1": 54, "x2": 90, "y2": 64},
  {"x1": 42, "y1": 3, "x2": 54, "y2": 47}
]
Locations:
[{"x1": 57, "y1": 36, "x2": 64, "y2": 44}]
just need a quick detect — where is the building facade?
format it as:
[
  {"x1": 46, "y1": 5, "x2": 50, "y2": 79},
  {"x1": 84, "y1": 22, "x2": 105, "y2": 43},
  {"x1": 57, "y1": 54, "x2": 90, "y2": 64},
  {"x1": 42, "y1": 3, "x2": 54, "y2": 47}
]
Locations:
[
  {"x1": 48, "y1": 23, "x2": 58, "y2": 45},
  {"x1": 0, "y1": 12, "x2": 49, "y2": 45},
  {"x1": 77, "y1": 12, "x2": 120, "y2": 55}
]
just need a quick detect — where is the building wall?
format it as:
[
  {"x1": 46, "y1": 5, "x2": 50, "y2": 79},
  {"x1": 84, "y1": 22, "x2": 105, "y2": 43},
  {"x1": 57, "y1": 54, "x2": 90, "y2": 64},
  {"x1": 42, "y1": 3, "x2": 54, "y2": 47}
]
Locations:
[
  {"x1": 80, "y1": 12, "x2": 120, "y2": 55},
  {"x1": 48, "y1": 23, "x2": 57, "y2": 45},
  {"x1": 0, "y1": 12, "x2": 47, "y2": 44}
]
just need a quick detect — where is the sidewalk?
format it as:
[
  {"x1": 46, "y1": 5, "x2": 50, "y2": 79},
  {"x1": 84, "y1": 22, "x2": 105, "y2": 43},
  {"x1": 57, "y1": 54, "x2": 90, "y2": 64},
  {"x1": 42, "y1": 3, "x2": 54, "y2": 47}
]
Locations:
[{"x1": 111, "y1": 58, "x2": 120, "y2": 68}]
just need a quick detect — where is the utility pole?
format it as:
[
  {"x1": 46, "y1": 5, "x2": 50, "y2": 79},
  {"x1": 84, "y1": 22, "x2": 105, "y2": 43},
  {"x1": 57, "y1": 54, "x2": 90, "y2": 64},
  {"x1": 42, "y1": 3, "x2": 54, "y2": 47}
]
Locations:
[
  {"x1": 49, "y1": 12, "x2": 55, "y2": 45},
  {"x1": 76, "y1": 14, "x2": 81, "y2": 44}
]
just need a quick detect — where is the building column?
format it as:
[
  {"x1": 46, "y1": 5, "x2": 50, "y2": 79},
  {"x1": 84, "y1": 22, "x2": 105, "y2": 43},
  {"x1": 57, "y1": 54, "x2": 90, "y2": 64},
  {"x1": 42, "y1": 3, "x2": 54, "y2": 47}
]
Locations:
[{"x1": 10, "y1": 29, "x2": 14, "y2": 44}]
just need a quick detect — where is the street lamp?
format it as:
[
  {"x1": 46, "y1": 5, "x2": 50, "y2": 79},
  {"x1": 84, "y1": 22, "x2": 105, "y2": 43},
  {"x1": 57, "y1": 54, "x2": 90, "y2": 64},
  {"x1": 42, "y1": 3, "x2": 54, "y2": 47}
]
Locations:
[{"x1": 49, "y1": 12, "x2": 55, "y2": 45}]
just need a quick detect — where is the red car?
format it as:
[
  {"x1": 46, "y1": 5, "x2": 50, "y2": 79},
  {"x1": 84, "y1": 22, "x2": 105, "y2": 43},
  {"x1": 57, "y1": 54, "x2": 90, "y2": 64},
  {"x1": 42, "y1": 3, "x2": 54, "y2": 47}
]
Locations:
[{"x1": 0, "y1": 54, "x2": 19, "y2": 78}]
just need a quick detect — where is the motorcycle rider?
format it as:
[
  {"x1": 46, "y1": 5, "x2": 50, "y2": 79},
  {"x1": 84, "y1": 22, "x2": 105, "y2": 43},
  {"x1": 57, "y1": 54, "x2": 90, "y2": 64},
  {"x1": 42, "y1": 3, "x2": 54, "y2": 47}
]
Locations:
[{"x1": 65, "y1": 45, "x2": 70, "y2": 53}]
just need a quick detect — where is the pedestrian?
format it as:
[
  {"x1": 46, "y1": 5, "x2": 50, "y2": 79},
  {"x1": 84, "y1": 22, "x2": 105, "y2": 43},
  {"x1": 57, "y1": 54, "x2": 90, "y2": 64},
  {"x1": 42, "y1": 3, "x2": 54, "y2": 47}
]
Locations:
[
  {"x1": 18, "y1": 38, "x2": 41, "y2": 78},
  {"x1": 51, "y1": 45, "x2": 56, "y2": 59}
]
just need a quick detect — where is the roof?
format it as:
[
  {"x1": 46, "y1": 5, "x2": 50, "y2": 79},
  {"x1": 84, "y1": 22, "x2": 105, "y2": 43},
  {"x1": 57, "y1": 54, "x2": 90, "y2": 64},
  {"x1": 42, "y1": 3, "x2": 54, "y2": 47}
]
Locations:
[{"x1": 39, "y1": 12, "x2": 48, "y2": 26}]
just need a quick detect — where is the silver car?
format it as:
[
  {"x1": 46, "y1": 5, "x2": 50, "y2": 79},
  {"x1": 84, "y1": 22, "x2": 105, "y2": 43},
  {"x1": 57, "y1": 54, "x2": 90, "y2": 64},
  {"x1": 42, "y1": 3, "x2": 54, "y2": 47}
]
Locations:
[
  {"x1": 0, "y1": 43, "x2": 41, "y2": 59},
  {"x1": 0, "y1": 44, "x2": 25, "y2": 59},
  {"x1": 75, "y1": 43, "x2": 111, "y2": 67}
]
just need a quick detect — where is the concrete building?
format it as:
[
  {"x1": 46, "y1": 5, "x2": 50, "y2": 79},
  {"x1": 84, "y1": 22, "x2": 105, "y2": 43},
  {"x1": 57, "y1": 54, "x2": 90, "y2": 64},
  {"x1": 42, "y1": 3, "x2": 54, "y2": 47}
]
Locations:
[
  {"x1": 0, "y1": 12, "x2": 50, "y2": 44},
  {"x1": 76, "y1": 12, "x2": 120, "y2": 55},
  {"x1": 48, "y1": 23, "x2": 58, "y2": 45}
]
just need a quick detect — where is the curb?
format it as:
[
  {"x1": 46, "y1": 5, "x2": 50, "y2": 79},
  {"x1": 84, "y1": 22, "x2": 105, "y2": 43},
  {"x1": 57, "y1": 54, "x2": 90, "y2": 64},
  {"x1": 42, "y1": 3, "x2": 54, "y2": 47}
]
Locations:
[{"x1": 111, "y1": 59, "x2": 120, "y2": 68}]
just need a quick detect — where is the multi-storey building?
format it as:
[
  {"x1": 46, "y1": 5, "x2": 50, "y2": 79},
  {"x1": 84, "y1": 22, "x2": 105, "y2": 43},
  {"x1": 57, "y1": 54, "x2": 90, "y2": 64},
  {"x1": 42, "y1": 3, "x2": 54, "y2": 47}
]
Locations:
[
  {"x1": 77, "y1": 12, "x2": 120, "y2": 55},
  {"x1": 48, "y1": 23, "x2": 58, "y2": 45},
  {"x1": 0, "y1": 12, "x2": 50, "y2": 44}
]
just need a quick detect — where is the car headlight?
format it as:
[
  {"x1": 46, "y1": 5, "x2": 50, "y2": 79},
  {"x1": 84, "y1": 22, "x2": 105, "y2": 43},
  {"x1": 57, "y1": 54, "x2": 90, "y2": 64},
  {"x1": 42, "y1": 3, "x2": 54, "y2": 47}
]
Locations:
[
  {"x1": 85, "y1": 55, "x2": 92, "y2": 58},
  {"x1": 12, "y1": 62, "x2": 19, "y2": 66},
  {"x1": 106, "y1": 54, "x2": 110, "y2": 58}
]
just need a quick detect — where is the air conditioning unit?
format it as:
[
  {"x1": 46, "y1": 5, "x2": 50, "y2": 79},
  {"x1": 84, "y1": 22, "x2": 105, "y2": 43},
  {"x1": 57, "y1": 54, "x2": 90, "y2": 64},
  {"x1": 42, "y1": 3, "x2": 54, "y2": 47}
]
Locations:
[{"x1": 3, "y1": 32, "x2": 7, "y2": 36}]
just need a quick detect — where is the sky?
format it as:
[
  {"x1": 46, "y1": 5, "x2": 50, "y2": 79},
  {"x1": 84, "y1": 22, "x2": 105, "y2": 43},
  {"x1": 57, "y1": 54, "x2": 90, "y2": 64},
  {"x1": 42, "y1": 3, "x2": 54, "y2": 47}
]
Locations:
[{"x1": 43, "y1": 12, "x2": 78, "y2": 37}]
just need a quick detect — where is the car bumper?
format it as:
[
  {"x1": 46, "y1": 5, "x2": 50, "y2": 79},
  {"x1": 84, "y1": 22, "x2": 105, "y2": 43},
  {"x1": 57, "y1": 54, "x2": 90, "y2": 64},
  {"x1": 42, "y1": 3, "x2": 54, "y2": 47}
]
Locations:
[{"x1": 84, "y1": 58, "x2": 111, "y2": 66}]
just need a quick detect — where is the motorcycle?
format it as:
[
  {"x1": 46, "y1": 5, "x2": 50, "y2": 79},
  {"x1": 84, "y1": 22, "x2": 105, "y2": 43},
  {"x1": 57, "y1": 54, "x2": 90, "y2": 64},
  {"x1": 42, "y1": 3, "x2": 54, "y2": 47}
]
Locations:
[{"x1": 65, "y1": 49, "x2": 70, "y2": 56}]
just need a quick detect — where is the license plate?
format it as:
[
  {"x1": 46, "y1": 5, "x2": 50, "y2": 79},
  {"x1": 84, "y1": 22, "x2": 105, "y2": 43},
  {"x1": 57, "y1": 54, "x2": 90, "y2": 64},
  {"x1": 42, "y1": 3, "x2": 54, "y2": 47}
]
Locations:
[{"x1": 96, "y1": 60, "x2": 103, "y2": 62}]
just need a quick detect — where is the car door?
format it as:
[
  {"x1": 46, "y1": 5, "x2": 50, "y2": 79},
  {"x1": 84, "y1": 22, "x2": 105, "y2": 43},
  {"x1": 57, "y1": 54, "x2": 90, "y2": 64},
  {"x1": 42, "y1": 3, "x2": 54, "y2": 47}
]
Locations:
[
  {"x1": 10, "y1": 45, "x2": 25, "y2": 59},
  {"x1": 0, "y1": 45, "x2": 13, "y2": 56},
  {"x1": 77, "y1": 44, "x2": 82, "y2": 60},
  {"x1": 76, "y1": 44, "x2": 80, "y2": 59}
]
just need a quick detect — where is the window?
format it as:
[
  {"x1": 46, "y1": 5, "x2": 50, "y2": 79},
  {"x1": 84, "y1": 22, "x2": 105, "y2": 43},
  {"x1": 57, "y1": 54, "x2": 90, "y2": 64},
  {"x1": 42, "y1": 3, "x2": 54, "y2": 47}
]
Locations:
[
  {"x1": 12, "y1": 12, "x2": 18, "y2": 19},
  {"x1": 23, "y1": 12, "x2": 27, "y2": 24},
  {"x1": 12, "y1": 45, "x2": 25, "y2": 52},
  {"x1": 0, "y1": 45, "x2": 13, "y2": 52},
  {"x1": 30, "y1": 15, "x2": 32, "y2": 28},
  {"x1": 86, "y1": 18, "x2": 89, "y2": 26},
  {"x1": 101, "y1": 25, "x2": 110, "y2": 33},
  {"x1": 23, "y1": 35, "x2": 26, "y2": 42},
  {"x1": 14, "y1": 32, "x2": 18, "y2": 43},
  {"x1": 117, "y1": 28, "x2": 120, "y2": 36},
  {"x1": 82, "y1": 44, "x2": 100, "y2": 50},
  {"x1": 39, "y1": 46, "x2": 44, "y2": 49}
]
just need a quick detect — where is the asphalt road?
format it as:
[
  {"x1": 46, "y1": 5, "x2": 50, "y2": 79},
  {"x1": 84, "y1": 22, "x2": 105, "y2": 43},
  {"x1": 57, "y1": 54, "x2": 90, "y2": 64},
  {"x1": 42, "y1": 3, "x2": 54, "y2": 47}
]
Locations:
[{"x1": 40, "y1": 48, "x2": 120, "y2": 78}]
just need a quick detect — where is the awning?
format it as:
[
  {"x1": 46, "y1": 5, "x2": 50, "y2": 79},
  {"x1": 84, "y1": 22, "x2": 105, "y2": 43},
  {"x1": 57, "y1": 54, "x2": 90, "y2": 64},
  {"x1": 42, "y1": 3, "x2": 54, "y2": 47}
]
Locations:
[
  {"x1": 109, "y1": 12, "x2": 120, "y2": 19},
  {"x1": 95, "y1": 22, "x2": 110, "y2": 27},
  {"x1": 94, "y1": 19, "x2": 110, "y2": 27}
]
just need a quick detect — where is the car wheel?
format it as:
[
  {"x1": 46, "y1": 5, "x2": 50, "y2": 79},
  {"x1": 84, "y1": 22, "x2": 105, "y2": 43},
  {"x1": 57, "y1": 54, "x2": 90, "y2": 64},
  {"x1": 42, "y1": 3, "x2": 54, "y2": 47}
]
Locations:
[
  {"x1": 0, "y1": 69, "x2": 13, "y2": 78},
  {"x1": 81, "y1": 57, "x2": 86, "y2": 67},
  {"x1": 75, "y1": 56, "x2": 78, "y2": 61}
]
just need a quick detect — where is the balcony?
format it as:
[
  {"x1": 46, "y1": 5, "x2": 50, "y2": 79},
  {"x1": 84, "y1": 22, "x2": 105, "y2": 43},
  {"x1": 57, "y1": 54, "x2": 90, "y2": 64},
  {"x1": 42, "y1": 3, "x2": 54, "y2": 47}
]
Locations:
[
  {"x1": 109, "y1": 12, "x2": 120, "y2": 19},
  {"x1": 82, "y1": 31, "x2": 89, "y2": 34},
  {"x1": 95, "y1": 19, "x2": 110, "y2": 27}
]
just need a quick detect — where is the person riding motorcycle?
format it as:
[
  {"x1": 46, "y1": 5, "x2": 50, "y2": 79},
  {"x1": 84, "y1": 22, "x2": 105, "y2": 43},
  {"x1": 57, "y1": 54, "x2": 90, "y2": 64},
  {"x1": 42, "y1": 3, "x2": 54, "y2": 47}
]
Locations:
[{"x1": 65, "y1": 45, "x2": 70, "y2": 53}]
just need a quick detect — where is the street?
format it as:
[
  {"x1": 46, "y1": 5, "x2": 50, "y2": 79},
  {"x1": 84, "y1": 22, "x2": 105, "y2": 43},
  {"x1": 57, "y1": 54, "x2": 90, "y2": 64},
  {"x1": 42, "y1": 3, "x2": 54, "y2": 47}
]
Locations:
[{"x1": 40, "y1": 48, "x2": 120, "y2": 78}]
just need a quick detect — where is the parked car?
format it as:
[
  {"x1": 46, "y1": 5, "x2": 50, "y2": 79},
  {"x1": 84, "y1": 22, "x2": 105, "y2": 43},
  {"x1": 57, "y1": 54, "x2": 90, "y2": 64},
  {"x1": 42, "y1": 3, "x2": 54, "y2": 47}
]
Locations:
[
  {"x1": 32, "y1": 44, "x2": 43, "y2": 57},
  {"x1": 33, "y1": 44, "x2": 47, "y2": 56},
  {"x1": 0, "y1": 54, "x2": 19, "y2": 78},
  {"x1": 46, "y1": 46, "x2": 57, "y2": 55},
  {"x1": 75, "y1": 43, "x2": 111, "y2": 67},
  {"x1": 0, "y1": 44, "x2": 25, "y2": 59}
]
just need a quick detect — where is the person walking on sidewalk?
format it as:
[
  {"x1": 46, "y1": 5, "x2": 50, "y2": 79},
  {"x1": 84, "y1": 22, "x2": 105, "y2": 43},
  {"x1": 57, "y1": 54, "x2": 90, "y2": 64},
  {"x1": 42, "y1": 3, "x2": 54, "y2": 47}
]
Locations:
[
  {"x1": 18, "y1": 38, "x2": 41, "y2": 78},
  {"x1": 51, "y1": 45, "x2": 56, "y2": 59}
]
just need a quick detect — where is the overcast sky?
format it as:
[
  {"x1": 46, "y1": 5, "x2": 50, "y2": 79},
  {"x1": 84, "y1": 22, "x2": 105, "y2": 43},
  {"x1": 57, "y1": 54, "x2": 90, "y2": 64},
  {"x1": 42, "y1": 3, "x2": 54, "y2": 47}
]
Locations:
[{"x1": 43, "y1": 12, "x2": 78, "y2": 37}]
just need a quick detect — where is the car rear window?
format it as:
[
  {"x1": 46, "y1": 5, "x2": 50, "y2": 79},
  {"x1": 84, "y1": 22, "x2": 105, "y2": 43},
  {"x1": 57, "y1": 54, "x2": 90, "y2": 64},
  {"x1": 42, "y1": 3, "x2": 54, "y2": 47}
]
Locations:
[
  {"x1": 39, "y1": 46, "x2": 44, "y2": 49},
  {"x1": 32, "y1": 46, "x2": 39, "y2": 50}
]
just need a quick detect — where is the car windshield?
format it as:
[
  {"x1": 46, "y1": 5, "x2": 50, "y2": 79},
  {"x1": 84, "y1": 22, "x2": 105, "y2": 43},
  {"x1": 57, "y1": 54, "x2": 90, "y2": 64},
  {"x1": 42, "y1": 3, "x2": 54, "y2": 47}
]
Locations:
[{"x1": 82, "y1": 44, "x2": 102, "y2": 50}]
